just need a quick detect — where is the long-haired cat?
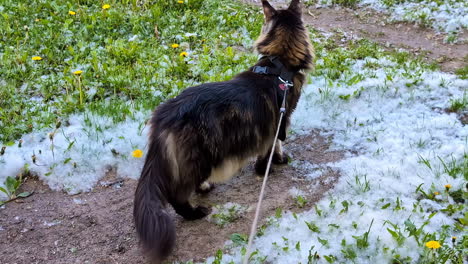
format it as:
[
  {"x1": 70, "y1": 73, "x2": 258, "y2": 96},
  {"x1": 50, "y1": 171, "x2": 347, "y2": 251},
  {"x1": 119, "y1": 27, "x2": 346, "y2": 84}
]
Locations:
[{"x1": 134, "y1": 0, "x2": 314, "y2": 262}]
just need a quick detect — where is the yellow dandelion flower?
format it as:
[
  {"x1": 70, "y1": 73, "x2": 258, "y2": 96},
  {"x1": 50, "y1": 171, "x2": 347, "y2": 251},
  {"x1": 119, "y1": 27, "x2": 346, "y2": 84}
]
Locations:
[
  {"x1": 179, "y1": 51, "x2": 188, "y2": 57},
  {"x1": 132, "y1": 149, "x2": 143, "y2": 158},
  {"x1": 171, "y1": 43, "x2": 179, "y2": 48},
  {"x1": 451, "y1": 236, "x2": 456, "y2": 242},
  {"x1": 32, "y1": 56, "x2": 42, "y2": 61},
  {"x1": 69, "y1": 11, "x2": 76, "y2": 15},
  {"x1": 433, "y1": 191, "x2": 440, "y2": 195},
  {"x1": 178, "y1": 0, "x2": 184, "y2": 3},
  {"x1": 444, "y1": 184, "x2": 451, "y2": 189},
  {"x1": 73, "y1": 70, "x2": 83, "y2": 75},
  {"x1": 35, "y1": 18, "x2": 40, "y2": 22},
  {"x1": 425, "y1": 241, "x2": 441, "y2": 249},
  {"x1": 102, "y1": 4, "x2": 111, "y2": 10}
]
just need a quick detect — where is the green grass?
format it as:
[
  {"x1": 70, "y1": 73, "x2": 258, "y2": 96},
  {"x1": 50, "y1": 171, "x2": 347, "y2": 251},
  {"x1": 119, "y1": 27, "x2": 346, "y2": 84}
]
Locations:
[
  {"x1": 309, "y1": 30, "x2": 437, "y2": 82},
  {"x1": 380, "y1": 0, "x2": 465, "y2": 7},
  {"x1": 210, "y1": 203, "x2": 246, "y2": 227},
  {"x1": 447, "y1": 93, "x2": 466, "y2": 112},
  {"x1": 0, "y1": 0, "x2": 447, "y2": 145},
  {"x1": 455, "y1": 65, "x2": 468, "y2": 80},
  {"x1": 0, "y1": 0, "x2": 262, "y2": 143},
  {"x1": 305, "y1": 0, "x2": 359, "y2": 7},
  {"x1": 332, "y1": 0, "x2": 359, "y2": 7}
]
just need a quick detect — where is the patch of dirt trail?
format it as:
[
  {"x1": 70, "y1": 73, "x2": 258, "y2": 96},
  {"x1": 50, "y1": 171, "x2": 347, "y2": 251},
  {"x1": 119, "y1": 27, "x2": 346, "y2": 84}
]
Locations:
[
  {"x1": 243, "y1": 0, "x2": 468, "y2": 72},
  {"x1": 0, "y1": 131, "x2": 343, "y2": 263}
]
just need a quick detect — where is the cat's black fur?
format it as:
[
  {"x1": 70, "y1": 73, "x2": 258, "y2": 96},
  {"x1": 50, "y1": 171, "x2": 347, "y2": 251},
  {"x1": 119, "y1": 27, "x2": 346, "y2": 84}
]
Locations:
[{"x1": 133, "y1": 0, "x2": 314, "y2": 262}]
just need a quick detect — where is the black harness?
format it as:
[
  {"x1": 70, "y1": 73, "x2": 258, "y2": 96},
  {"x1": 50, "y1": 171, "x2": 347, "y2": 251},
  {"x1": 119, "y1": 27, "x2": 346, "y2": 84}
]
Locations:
[
  {"x1": 252, "y1": 56, "x2": 295, "y2": 91},
  {"x1": 251, "y1": 56, "x2": 296, "y2": 141}
]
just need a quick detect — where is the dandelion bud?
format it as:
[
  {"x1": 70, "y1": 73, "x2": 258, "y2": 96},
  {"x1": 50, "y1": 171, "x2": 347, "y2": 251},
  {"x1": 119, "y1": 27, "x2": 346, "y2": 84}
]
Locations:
[
  {"x1": 0, "y1": 146, "x2": 5, "y2": 155},
  {"x1": 18, "y1": 140, "x2": 23, "y2": 148},
  {"x1": 56, "y1": 121, "x2": 62, "y2": 129}
]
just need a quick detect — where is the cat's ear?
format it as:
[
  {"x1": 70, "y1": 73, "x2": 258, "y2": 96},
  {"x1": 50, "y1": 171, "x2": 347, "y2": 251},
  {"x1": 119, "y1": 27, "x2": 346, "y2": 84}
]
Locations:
[
  {"x1": 288, "y1": 0, "x2": 301, "y2": 16},
  {"x1": 261, "y1": 0, "x2": 276, "y2": 21}
]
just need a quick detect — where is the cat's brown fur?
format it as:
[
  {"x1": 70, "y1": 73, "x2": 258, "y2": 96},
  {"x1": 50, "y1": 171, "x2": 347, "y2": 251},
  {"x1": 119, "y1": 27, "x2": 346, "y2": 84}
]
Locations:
[{"x1": 133, "y1": 1, "x2": 315, "y2": 262}]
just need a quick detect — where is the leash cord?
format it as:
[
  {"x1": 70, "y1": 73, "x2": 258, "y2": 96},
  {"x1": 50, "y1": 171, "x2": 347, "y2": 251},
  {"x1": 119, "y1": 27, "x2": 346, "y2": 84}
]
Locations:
[{"x1": 243, "y1": 88, "x2": 288, "y2": 264}]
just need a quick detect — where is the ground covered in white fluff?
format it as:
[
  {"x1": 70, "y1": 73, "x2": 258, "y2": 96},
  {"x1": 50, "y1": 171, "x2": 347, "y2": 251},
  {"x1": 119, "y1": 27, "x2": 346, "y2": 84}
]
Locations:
[
  {"x1": 318, "y1": 0, "x2": 468, "y2": 38},
  {"x1": 0, "y1": 110, "x2": 149, "y2": 197},
  {"x1": 203, "y1": 56, "x2": 467, "y2": 262}
]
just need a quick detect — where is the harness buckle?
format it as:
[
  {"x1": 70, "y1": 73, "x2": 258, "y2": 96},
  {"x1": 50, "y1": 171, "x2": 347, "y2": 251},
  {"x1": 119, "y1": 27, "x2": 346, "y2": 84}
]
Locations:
[
  {"x1": 278, "y1": 76, "x2": 293, "y2": 87},
  {"x1": 253, "y1": 66, "x2": 268, "y2": 74}
]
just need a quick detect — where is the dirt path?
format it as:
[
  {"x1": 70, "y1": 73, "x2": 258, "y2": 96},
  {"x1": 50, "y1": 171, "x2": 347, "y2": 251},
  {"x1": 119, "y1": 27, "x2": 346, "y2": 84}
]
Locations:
[
  {"x1": 0, "y1": 132, "x2": 343, "y2": 263},
  {"x1": 243, "y1": 0, "x2": 468, "y2": 72}
]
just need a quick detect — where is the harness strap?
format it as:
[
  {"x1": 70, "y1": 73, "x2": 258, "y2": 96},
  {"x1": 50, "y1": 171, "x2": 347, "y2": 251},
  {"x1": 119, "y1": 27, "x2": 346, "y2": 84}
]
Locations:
[
  {"x1": 243, "y1": 58, "x2": 296, "y2": 264},
  {"x1": 251, "y1": 56, "x2": 295, "y2": 85},
  {"x1": 251, "y1": 56, "x2": 294, "y2": 141}
]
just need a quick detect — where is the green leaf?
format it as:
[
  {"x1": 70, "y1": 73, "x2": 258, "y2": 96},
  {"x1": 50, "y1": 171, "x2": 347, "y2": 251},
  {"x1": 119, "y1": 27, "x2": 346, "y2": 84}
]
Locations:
[
  {"x1": 387, "y1": 228, "x2": 399, "y2": 239},
  {"x1": 292, "y1": 212, "x2": 298, "y2": 220},
  {"x1": 340, "y1": 200, "x2": 349, "y2": 214},
  {"x1": 338, "y1": 94, "x2": 351, "y2": 100},
  {"x1": 5, "y1": 176, "x2": 17, "y2": 194},
  {"x1": 459, "y1": 212, "x2": 468, "y2": 226},
  {"x1": 305, "y1": 221, "x2": 320, "y2": 233},
  {"x1": 295, "y1": 195, "x2": 307, "y2": 208},
  {"x1": 275, "y1": 207, "x2": 282, "y2": 218},
  {"x1": 249, "y1": 249, "x2": 259, "y2": 260},
  {"x1": 318, "y1": 237, "x2": 329, "y2": 247},
  {"x1": 17, "y1": 192, "x2": 32, "y2": 198},
  {"x1": 66, "y1": 141, "x2": 75, "y2": 151},
  {"x1": 213, "y1": 249, "x2": 223, "y2": 264},
  {"x1": 240, "y1": 246, "x2": 246, "y2": 256},
  {"x1": 428, "y1": 211, "x2": 437, "y2": 219},
  {"x1": 324, "y1": 255, "x2": 337, "y2": 263},
  {"x1": 0, "y1": 186, "x2": 8, "y2": 195},
  {"x1": 314, "y1": 205, "x2": 322, "y2": 217},
  {"x1": 381, "y1": 203, "x2": 391, "y2": 209},
  {"x1": 230, "y1": 233, "x2": 247, "y2": 245},
  {"x1": 13, "y1": 177, "x2": 21, "y2": 190}
]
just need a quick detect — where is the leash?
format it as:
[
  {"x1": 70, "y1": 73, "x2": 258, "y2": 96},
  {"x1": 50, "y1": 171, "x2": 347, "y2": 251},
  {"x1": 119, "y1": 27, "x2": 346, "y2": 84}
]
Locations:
[{"x1": 243, "y1": 77, "x2": 292, "y2": 264}]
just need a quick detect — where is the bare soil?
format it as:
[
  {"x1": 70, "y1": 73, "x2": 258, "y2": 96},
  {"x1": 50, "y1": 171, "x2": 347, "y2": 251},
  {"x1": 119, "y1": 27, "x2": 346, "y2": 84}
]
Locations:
[
  {"x1": 0, "y1": 132, "x2": 343, "y2": 264},
  {"x1": 243, "y1": 0, "x2": 468, "y2": 72}
]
